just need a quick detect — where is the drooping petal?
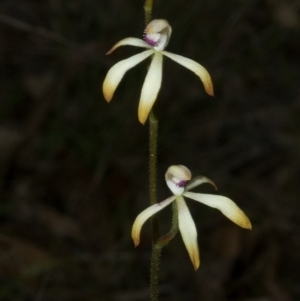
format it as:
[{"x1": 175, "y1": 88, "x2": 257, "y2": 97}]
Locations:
[
  {"x1": 183, "y1": 192, "x2": 252, "y2": 229},
  {"x1": 131, "y1": 195, "x2": 176, "y2": 247},
  {"x1": 138, "y1": 51, "x2": 163, "y2": 124},
  {"x1": 176, "y1": 196, "x2": 200, "y2": 270},
  {"x1": 103, "y1": 49, "x2": 154, "y2": 102},
  {"x1": 106, "y1": 38, "x2": 151, "y2": 55},
  {"x1": 162, "y1": 51, "x2": 214, "y2": 96},
  {"x1": 186, "y1": 176, "x2": 217, "y2": 191}
]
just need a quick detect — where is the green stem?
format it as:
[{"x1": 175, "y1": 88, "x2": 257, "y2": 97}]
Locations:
[
  {"x1": 150, "y1": 243, "x2": 162, "y2": 301},
  {"x1": 144, "y1": 0, "x2": 154, "y2": 25},
  {"x1": 148, "y1": 110, "x2": 180, "y2": 301},
  {"x1": 149, "y1": 201, "x2": 179, "y2": 301},
  {"x1": 149, "y1": 110, "x2": 160, "y2": 301},
  {"x1": 149, "y1": 110, "x2": 159, "y2": 240}
]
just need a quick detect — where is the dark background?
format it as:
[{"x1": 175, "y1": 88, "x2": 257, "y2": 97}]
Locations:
[{"x1": 0, "y1": 0, "x2": 299, "y2": 300}]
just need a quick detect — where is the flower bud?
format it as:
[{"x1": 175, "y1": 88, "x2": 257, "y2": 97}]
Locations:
[
  {"x1": 144, "y1": 19, "x2": 172, "y2": 51},
  {"x1": 165, "y1": 165, "x2": 192, "y2": 195}
]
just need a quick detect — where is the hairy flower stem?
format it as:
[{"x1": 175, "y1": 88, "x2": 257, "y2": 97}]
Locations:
[
  {"x1": 149, "y1": 110, "x2": 159, "y2": 240},
  {"x1": 149, "y1": 110, "x2": 160, "y2": 301},
  {"x1": 150, "y1": 243, "x2": 162, "y2": 301},
  {"x1": 149, "y1": 111, "x2": 179, "y2": 301},
  {"x1": 144, "y1": 0, "x2": 154, "y2": 25}
]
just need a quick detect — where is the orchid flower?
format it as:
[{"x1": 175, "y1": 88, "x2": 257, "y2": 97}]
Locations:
[
  {"x1": 131, "y1": 165, "x2": 252, "y2": 270},
  {"x1": 103, "y1": 19, "x2": 214, "y2": 124}
]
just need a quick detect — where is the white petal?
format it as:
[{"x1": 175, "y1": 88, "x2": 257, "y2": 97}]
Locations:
[
  {"x1": 176, "y1": 196, "x2": 200, "y2": 270},
  {"x1": 183, "y1": 192, "x2": 252, "y2": 229},
  {"x1": 138, "y1": 52, "x2": 163, "y2": 124},
  {"x1": 106, "y1": 38, "x2": 151, "y2": 54},
  {"x1": 162, "y1": 51, "x2": 214, "y2": 96},
  {"x1": 186, "y1": 176, "x2": 217, "y2": 191},
  {"x1": 103, "y1": 50, "x2": 154, "y2": 102},
  {"x1": 131, "y1": 195, "x2": 176, "y2": 246}
]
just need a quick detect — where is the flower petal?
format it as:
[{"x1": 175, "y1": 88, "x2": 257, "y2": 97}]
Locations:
[
  {"x1": 106, "y1": 38, "x2": 151, "y2": 55},
  {"x1": 138, "y1": 52, "x2": 163, "y2": 124},
  {"x1": 162, "y1": 51, "x2": 214, "y2": 96},
  {"x1": 103, "y1": 50, "x2": 154, "y2": 102},
  {"x1": 183, "y1": 192, "x2": 252, "y2": 229},
  {"x1": 176, "y1": 196, "x2": 200, "y2": 270},
  {"x1": 131, "y1": 195, "x2": 176, "y2": 247},
  {"x1": 186, "y1": 176, "x2": 217, "y2": 191}
]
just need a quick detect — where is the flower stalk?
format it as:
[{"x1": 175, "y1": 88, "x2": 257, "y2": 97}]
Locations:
[
  {"x1": 144, "y1": 0, "x2": 154, "y2": 25},
  {"x1": 148, "y1": 109, "x2": 162, "y2": 301},
  {"x1": 150, "y1": 243, "x2": 161, "y2": 301},
  {"x1": 102, "y1": 15, "x2": 234, "y2": 301},
  {"x1": 149, "y1": 110, "x2": 159, "y2": 240}
]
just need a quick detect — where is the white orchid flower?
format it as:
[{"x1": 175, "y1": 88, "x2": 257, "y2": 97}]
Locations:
[
  {"x1": 103, "y1": 19, "x2": 214, "y2": 124},
  {"x1": 131, "y1": 165, "x2": 252, "y2": 270}
]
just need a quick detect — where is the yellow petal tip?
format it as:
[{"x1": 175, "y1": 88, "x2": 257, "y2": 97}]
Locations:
[
  {"x1": 206, "y1": 86, "x2": 214, "y2": 97},
  {"x1": 102, "y1": 89, "x2": 112, "y2": 103},
  {"x1": 138, "y1": 113, "x2": 147, "y2": 125},
  {"x1": 133, "y1": 240, "x2": 140, "y2": 247},
  {"x1": 241, "y1": 217, "x2": 252, "y2": 230}
]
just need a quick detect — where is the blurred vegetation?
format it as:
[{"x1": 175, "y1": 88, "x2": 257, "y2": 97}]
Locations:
[{"x1": 0, "y1": 0, "x2": 299, "y2": 300}]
